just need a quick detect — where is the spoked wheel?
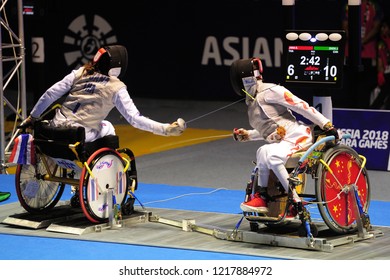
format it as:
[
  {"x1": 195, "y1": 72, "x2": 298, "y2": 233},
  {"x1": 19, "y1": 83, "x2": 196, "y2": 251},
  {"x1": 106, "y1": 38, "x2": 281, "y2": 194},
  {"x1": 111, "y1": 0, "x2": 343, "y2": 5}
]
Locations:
[
  {"x1": 79, "y1": 148, "x2": 129, "y2": 223},
  {"x1": 15, "y1": 153, "x2": 66, "y2": 213},
  {"x1": 315, "y1": 145, "x2": 370, "y2": 234}
]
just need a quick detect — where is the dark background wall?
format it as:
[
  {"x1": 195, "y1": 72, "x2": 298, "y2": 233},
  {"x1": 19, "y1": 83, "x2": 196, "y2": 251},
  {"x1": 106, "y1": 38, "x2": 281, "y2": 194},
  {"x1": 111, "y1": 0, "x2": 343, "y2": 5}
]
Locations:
[{"x1": 11, "y1": 0, "x2": 389, "y2": 107}]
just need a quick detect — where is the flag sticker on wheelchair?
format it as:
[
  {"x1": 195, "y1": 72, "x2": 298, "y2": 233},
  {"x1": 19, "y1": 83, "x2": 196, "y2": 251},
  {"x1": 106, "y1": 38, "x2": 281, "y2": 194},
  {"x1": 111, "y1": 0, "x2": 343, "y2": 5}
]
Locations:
[
  {"x1": 9, "y1": 134, "x2": 35, "y2": 165},
  {"x1": 89, "y1": 178, "x2": 98, "y2": 202},
  {"x1": 117, "y1": 171, "x2": 124, "y2": 194}
]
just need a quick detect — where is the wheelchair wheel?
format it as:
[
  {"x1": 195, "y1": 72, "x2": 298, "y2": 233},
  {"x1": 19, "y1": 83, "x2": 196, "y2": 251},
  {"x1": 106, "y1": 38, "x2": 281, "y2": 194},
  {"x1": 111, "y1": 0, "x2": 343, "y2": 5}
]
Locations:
[
  {"x1": 315, "y1": 144, "x2": 370, "y2": 234},
  {"x1": 15, "y1": 153, "x2": 66, "y2": 213},
  {"x1": 79, "y1": 147, "x2": 129, "y2": 223}
]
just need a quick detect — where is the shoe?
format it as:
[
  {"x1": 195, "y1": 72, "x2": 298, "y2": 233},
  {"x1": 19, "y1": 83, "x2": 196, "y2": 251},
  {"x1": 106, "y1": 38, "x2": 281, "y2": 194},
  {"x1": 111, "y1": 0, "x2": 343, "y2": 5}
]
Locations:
[
  {"x1": 0, "y1": 191, "x2": 11, "y2": 203},
  {"x1": 279, "y1": 205, "x2": 298, "y2": 221},
  {"x1": 240, "y1": 192, "x2": 269, "y2": 213}
]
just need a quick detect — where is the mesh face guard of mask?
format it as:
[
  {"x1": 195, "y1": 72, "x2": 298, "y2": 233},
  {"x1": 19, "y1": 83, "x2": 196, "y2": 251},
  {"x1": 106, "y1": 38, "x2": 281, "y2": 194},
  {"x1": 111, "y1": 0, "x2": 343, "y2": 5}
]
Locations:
[{"x1": 230, "y1": 57, "x2": 263, "y2": 97}]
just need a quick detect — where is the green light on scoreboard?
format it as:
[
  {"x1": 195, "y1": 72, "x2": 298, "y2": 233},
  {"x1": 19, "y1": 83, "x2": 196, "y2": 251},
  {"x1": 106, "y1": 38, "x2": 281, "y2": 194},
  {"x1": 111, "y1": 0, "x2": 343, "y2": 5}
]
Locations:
[{"x1": 314, "y1": 46, "x2": 339, "y2": 51}]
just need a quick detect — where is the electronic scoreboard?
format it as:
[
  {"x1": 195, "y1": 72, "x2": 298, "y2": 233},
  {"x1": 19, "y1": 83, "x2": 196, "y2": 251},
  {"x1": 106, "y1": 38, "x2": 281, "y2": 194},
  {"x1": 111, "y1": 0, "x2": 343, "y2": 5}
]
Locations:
[{"x1": 284, "y1": 30, "x2": 346, "y2": 88}]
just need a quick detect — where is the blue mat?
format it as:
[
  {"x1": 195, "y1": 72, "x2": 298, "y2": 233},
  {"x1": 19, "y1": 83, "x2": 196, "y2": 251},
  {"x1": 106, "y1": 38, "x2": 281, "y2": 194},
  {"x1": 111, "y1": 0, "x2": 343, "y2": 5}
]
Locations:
[
  {"x1": 1, "y1": 175, "x2": 389, "y2": 260},
  {"x1": 0, "y1": 175, "x2": 273, "y2": 260}
]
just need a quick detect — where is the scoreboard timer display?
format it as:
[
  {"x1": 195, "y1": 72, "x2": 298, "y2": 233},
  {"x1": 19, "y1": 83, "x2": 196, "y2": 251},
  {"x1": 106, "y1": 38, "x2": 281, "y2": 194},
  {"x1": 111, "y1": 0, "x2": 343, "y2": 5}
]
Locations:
[{"x1": 284, "y1": 30, "x2": 346, "y2": 88}]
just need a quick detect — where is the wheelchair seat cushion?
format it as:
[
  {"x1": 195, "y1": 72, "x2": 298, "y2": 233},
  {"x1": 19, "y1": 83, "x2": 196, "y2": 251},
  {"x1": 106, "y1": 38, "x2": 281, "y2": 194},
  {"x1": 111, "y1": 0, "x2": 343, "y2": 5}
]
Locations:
[
  {"x1": 33, "y1": 121, "x2": 86, "y2": 160},
  {"x1": 33, "y1": 121, "x2": 120, "y2": 162},
  {"x1": 84, "y1": 135, "x2": 120, "y2": 155}
]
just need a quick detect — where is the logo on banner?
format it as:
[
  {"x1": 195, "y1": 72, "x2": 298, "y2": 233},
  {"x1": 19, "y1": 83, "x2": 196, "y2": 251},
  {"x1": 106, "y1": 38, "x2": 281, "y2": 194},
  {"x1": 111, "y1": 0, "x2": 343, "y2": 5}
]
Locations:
[
  {"x1": 63, "y1": 14, "x2": 118, "y2": 69},
  {"x1": 334, "y1": 109, "x2": 390, "y2": 171},
  {"x1": 339, "y1": 129, "x2": 388, "y2": 150}
]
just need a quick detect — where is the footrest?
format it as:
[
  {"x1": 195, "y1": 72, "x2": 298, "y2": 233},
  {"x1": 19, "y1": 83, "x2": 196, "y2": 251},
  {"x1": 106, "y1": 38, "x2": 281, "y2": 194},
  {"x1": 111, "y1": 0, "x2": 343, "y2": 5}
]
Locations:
[{"x1": 244, "y1": 214, "x2": 281, "y2": 222}]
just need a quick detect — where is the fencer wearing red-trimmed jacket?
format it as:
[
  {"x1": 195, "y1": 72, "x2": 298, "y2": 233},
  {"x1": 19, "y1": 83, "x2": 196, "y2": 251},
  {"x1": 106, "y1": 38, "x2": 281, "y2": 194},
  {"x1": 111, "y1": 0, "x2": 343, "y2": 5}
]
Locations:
[
  {"x1": 22, "y1": 45, "x2": 186, "y2": 142},
  {"x1": 230, "y1": 57, "x2": 338, "y2": 214}
]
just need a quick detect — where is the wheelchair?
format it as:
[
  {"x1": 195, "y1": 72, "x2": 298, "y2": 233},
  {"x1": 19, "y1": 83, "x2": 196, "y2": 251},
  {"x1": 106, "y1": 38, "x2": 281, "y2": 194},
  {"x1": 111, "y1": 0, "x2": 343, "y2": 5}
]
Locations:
[
  {"x1": 242, "y1": 129, "x2": 371, "y2": 238},
  {"x1": 14, "y1": 114, "x2": 138, "y2": 224}
]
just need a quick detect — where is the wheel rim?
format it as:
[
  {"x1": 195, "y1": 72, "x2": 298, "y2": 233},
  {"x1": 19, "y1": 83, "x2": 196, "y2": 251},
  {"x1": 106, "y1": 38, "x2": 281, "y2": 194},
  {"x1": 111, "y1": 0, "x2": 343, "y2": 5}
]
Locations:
[
  {"x1": 80, "y1": 148, "x2": 128, "y2": 223},
  {"x1": 16, "y1": 155, "x2": 65, "y2": 212},
  {"x1": 321, "y1": 151, "x2": 369, "y2": 228}
]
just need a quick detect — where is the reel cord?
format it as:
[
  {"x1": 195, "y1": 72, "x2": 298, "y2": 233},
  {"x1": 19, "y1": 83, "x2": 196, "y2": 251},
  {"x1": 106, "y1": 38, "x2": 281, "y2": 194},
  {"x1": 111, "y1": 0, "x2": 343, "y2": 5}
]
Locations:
[{"x1": 134, "y1": 187, "x2": 229, "y2": 207}]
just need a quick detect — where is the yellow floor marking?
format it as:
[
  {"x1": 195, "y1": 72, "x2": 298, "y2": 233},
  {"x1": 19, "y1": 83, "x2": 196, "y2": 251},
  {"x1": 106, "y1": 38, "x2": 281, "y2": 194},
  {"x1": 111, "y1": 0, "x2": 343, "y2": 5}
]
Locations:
[
  {"x1": 4, "y1": 123, "x2": 231, "y2": 174},
  {"x1": 114, "y1": 125, "x2": 231, "y2": 156}
]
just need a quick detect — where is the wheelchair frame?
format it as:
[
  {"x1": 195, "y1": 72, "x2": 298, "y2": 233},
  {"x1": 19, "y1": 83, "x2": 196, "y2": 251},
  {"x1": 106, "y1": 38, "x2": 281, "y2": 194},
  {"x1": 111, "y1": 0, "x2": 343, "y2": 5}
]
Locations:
[
  {"x1": 243, "y1": 134, "x2": 371, "y2": 238},
  {"x1": 14, "y1": 120, "x2": 138, "y2": 224}
]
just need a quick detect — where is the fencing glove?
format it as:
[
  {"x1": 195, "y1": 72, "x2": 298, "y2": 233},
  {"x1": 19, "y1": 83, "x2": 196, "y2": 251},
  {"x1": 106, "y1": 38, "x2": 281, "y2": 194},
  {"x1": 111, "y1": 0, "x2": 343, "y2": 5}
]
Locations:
[
  {"x1": 233, "y1": 128, "x2": 250, "y2": 142},
  {"x1": 165, "y1": 118, "x2": 186, "y2": 136}
]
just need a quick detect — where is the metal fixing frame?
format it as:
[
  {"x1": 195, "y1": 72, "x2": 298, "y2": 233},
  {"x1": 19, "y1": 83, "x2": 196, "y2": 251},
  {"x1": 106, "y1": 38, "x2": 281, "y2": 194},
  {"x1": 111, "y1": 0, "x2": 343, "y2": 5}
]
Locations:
[{"x1": 0, "y1": 0, "x2": 27, "y2": 173}]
